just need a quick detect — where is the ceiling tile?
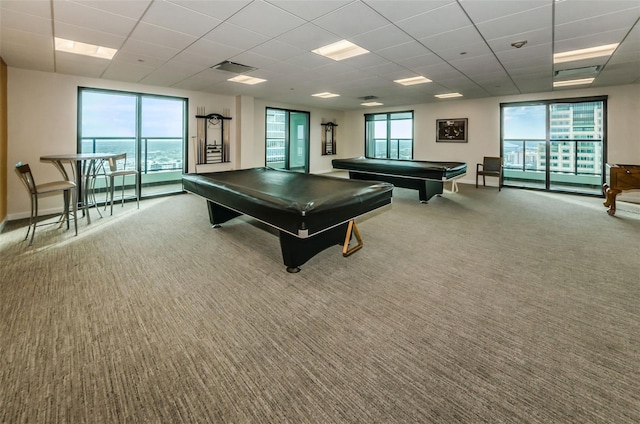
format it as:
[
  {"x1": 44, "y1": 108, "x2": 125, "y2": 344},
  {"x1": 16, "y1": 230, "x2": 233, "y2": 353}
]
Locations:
[
  {"x1": 141, "y1": 0, "x2": 222, "y2": 37},
  {"x1": 266, "y1": 0, "x2": 352, "y2": 21},
  {"x1": 459, "y1": 0, "x2": 548, "y2": 23},
  {"x1": 202, "y1": 22, "x2": 270, "y2": 51},
  {"x1": 55, "y1": 52, "x2": 111, "y2": 77},
  {"x1": 54, "y1": 22, "x2": 126, "y2": 49},
  {"x1": 554, "y1": 1, "x2": 640, "y2": 25},
  {"x1": 128, "y1": 22, "x2": 197, "y2": 50},
  {"x1": 167, "y1": 0, "x2": 251, "y2": 20},
  {"x1": 276, "y1": 23, "x2": 340, "y2": 52},
  {"x1": 1, "y1": 8, "x2": 51, "y2": 36},
  {"x1": 118, "y1": 38, "x2": 180, "y2": 61},
  {"x1": 227, "y1": 0, "x2": 306, "y2": 38},
  {"x1": 312, "y1": 1, "x2": 392, "y2": 39},
  {"x1": 363, "y1": 0, "x2": 455, "y2": 23},
  {"x1": 351, "y1": 24, "x2": 415, "y2": 52},
  {"x1": 66, "y1": 0, "x2": 152, "y2": 20},
  {"x1": 101, "y1": 60, "x2": 156, "y2": 83},
  {"x1": 53, "y1": 0, "x2": 138, "y2": 37},
  {"x1": 395, "y1": 2, "x2": 471, "y2": 39},
  {"x1": 377, "y1": 41, "x2": 433, "y2": 62}
]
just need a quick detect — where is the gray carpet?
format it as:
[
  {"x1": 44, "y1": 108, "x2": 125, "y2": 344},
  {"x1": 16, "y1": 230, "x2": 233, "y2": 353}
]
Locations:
[{"x1": 1, "y1": 183, "x2": 639, "y2": 423}]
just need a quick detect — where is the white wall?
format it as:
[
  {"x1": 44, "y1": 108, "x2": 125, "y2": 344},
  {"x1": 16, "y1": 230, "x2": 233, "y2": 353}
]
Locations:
[
  {"x1": 6, "y1": 65, "x2": 639, "y2": 218},
  {"x1": 341, "y1": 84, "x2": 640, "y2": 188},
  {"x1": 7, "y1": 68, "x2": 235, "y2": 218}
]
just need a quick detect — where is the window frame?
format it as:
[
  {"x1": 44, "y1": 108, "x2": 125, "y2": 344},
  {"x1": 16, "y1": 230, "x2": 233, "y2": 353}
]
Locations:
[{"x1": 364, "y1": 111, "x2": 414, "y2": 160}]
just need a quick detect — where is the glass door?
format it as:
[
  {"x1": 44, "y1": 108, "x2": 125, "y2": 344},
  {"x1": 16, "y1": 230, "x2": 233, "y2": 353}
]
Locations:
[
  {"x1": 265, "y1": 108, "x2": 309, "y2": 173},
  {"x1": 288, "y1": 111, "x2": 309, "y2": 172},
  {"x1": 140, "y1": 96, "x2": 186, "y2": 196},
  {"x1": 502, "y1": 104, "x2": 547, "y2": 189},
  {"x1": 79, "y1": 88, "x2": 186, "y2": 200},
  {"x1": 502, "y1": 98, "x2": 606, "y2": 194}
]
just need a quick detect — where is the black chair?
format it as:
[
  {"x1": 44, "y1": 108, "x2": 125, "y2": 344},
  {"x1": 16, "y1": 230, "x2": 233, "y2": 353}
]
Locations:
[
  {"x1": 15, "y1": 162, "x2": 78, "y2": 245},
  {"x1": 476, "y1": 156, "x2": 503, "y2": 191}
]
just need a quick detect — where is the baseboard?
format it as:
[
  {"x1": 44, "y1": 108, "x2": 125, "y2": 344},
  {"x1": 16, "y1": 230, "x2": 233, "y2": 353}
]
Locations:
[{"x1": 7, "y1": 207, "x2": 64, "y2": 222}]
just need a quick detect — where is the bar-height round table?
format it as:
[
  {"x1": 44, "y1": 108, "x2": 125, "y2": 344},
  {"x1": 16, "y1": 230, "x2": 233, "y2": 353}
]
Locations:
[{"x1": 41, "y1": 153, "x2": 120, "y2": 224}]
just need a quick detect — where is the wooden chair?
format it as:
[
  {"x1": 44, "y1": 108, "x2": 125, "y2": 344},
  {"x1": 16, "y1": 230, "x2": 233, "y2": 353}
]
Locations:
[
  {"x1": 15, "y1": 162, "x2": 78, "y2": 246},
  {"x1": 104, "y1": 153, "x2": 139, "y2": 215},
  {"x1": 476, "y1": 156, "x2": 503, "y2": 191}
]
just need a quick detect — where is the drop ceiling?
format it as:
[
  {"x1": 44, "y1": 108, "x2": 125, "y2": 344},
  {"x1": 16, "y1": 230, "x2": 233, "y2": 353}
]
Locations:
[{"x1": 1, "y1": 0, "x2": 638, "y2": 110}]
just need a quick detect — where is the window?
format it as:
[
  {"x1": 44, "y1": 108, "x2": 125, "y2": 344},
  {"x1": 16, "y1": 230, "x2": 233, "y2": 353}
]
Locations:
[
  {"x1": 78, "y1": 88, "x2": 187, "y2": 199},
  {"x1": 365, "y1": 111, "x2": 413, "y2": 159},
  {"x1": 501, "y1": 97, "x2": 606, "y2": 194}
]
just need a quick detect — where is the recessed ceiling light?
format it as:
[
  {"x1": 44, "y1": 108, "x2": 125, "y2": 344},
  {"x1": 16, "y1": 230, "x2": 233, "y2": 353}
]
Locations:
[
  {"x1": 553, "y1": 43, "x2": 619, "y2": 64},
  {"x1": 435, "y1": 93, "x2": 463, "y2": 99},
  {"x1": 361, "y1": 102, "x2": 384, "y2": 107},
  {"x1": 228, "y1": 75, "x2": 267, "y2": 85},
  {"x1": 312, "y1": 92, "x2": 340, "y2": 98},
  {"x1": 312, "y1": 40, "x2": 369, "y2": 61},
  {"x1": 394, "y1": 76, "x2": 432, "y2": 86},
  {"x1": 54, "y1": 37, "x2": 117, "y2": 59},
  {"x1": 553, "y1": 78, "x2": 595, "y2": 87}
]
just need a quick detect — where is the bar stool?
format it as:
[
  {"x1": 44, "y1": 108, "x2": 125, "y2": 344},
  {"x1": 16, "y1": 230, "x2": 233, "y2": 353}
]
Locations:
[
  {"x1": 104, "y1": 153, "x2": 139, "y2": 215},
  {"x1": 15, "y1": 162, "x2": 78, "y2": 246}
]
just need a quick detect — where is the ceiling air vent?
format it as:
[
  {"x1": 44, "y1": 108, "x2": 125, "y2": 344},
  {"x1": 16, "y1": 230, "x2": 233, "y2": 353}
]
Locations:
[
  {"x1": 358, "y1": 95, "x2": 379, "y2": 101},
  {"x1": 554, "y1": 65, "x2": 602, "y2": 78},
  {"x1": 211, "y1": 61, "x2": 257, "y2": 73}
]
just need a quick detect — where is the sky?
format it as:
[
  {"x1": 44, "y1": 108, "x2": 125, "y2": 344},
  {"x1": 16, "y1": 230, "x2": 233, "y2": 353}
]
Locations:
[
  {"x1": 503, "y1": 105, "x2": 546, "y2": 140},
  {"x1": 81, "y1": 91, "x2": 184, "y2": 138}
]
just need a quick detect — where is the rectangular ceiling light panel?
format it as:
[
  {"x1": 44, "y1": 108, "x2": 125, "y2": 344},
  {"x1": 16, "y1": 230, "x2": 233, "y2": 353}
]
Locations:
[
  {"x1": 312, "y1": 92, "x2": 340, "y2": 98},
  {"x1": 553, "y1": 44, "x2": 619, "y2": 64},
  {"x1": 553, "y1": 78, "x2": 595, "y2": 87},
  {"x1": 435, "y1": 92, "x2": 463, "y2": 99},
  {"x1": 394, "y1": 76, "x2": 432, "y2": 86},
  {"x1": 312, "y1": 40, "x2": 369, "y2": 61},
  {"x1": 228, "y1": 75, "x2": 266, "y2": 85},
  {"x1": 54, "y1": 37, "x2": 117, "y2": 59}
]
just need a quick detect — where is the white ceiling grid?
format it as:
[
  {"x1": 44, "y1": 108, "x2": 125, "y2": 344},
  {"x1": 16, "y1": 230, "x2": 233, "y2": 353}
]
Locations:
[{"x1": 0, "y1": 0, "x2": 638, "y2": 110}]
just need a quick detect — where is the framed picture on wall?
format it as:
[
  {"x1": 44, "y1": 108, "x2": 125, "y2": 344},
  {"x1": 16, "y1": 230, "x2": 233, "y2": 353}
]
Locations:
[{"x1": 436, "y1": 118, "x2": 468, "y2": 143}]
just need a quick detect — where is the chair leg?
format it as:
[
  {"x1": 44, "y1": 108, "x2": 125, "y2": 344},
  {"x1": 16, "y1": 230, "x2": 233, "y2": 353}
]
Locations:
[
  {"x1": 120, "y1": 175, "x2": 125, "y2": 208},
  {"x1": 29, "y1": 196, "x2": 38, "y2": 246},
  {"x1": 110, "y1": 177, "x2": 115, "y2": 216},
  {"x1": 72, "y1": 186, "x2": 78, "y2": 236},
  {"x1": 25, "y1": 195, "x2": 35, "y2": 242},
  {"x1": 63, "y1": 189, "x2": 70, "y2": 230}
]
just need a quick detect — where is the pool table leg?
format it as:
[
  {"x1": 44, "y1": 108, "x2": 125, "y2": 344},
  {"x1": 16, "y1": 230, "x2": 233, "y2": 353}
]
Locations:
[
  {"x1": 207, "y1": 200, "x2": 242, "y2": 227},
  {"x1": 419, "y1": 180, "x2": 444, "y2": 203},
  {"x1": 279, "y1": 222, "x2": 350, "y2": 273}
]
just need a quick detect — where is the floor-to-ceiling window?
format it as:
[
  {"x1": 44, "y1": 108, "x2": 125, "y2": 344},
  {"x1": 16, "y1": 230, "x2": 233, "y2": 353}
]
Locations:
[
  {"x1": 265, "y1": 107, "x2": 309, "y2": 173},
  {"x1": 501, "y1": 97, "x2": 606, "y2": 195},
  {"x1": 365, "y1": 111, "x2": 413, "y2": 160},
  {"x1": 78, "y1": 88, "x2": 187, "y2": 200}
]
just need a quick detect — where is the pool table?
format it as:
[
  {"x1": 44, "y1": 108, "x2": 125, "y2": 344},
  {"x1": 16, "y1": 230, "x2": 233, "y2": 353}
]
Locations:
[
  {"x1": 182, "y1": 167, "x2": 393, "y2": 272},
  {"x1": 332, "y1": 157, "x2": 467, "y2": 202}
]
